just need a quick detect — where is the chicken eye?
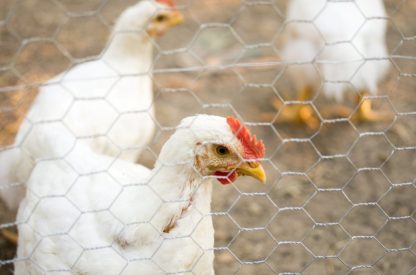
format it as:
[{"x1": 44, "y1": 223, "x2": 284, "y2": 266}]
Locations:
[
  {"x1": 216, "y1": 145, "x2": 229, "y2": 156},
  {"x1": 155, "y1": 14, "x2": 168, "y2": 22}
]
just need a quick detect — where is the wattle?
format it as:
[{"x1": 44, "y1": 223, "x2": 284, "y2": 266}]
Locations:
[{"x1": 214, "y1": 171, "x2": 238, "y2": 185}]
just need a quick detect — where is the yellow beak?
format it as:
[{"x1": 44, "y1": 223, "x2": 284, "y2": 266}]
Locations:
[
  {"x1": 236, "y1": 162, "x2": 266, "y2": 184},
  {"x1": 168, "y1": 11, "x2": 184, "y2": 26}
]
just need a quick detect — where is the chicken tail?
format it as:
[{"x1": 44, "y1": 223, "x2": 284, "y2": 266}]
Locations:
[{"x1": 0, "y1": 122, "x2": 78, "y2": 211}]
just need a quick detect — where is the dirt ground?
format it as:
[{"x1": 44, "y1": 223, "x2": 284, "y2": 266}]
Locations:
[{"x1": 1, "y1": 0, "x2": 416, "y2": 274}]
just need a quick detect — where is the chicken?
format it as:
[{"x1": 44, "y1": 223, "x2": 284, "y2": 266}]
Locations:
[
  {"x1": 0, "y1": 0, "x2": 183, "y2": 211},
  {"x1": 14, "y1": 115, "x2": 266, "y2": 275},
  {"x1": 276, "y1": 0, "x2": 390, "y2": 128}
]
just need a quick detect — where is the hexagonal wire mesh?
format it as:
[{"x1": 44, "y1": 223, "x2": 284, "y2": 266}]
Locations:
[{"x1": 0, "y1": 0, "x2": 415, "y2": 274}]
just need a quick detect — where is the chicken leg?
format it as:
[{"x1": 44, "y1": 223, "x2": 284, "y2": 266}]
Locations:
[
  {"x1": 272, "y1": 86, "x2": 320, "y2": 129},
  {"x1": 320, "y1": 91, "x2": 394, "y2": 123},
  {"x1": 351, "y1": 91, "x2": 394, "y2": 123}
]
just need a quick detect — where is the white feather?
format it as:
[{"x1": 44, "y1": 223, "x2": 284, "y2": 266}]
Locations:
[
  {"x1": 281, "y1": 0, "x2": 389, "y2": 101},
  {"x1": 0, "y1": 1, "x2": 167, "y2": 211},
  {"x1": 15, "y1": 115, "x2": 239, "y2": 275}
]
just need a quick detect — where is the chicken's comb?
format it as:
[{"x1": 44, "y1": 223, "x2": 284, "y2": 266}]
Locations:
[
  {"x1": 156, "y1": 0, "x2": 176, "y2": 8},
  {"x1": 227, "y1": 116, "x2": 265, "y2": 160}
]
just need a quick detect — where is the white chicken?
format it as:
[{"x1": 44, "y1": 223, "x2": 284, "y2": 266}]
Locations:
[
  {"x1": 14, "y1": 115, "x2": 266, "y2": 275},
  {"x1": 276, "y1": 0, "x2": 390, "y2": 128},
  {"x1": 0, "y1": 0, "x2": 183, "y2": 211}
]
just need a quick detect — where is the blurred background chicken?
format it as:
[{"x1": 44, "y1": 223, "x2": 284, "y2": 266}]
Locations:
[
  {"x1": 276, "y1": 0, "x2": 391, "y2": 128},
  {"x1": 0, "y1": 0, "x2": 183, "y2": 212},
  {"x1": 15, "y1": 115, "x2": 265, "y2": 274}
]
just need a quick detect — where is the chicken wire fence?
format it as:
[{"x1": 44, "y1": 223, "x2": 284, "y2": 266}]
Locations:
[{"x1": 0, "y1": 0, "x2": 415, "y2": 274}]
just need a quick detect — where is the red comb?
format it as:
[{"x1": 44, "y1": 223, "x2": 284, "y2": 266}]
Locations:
[
  {"x1": 156, "y1": 0, "x2": 176, "y2": 8},
  {"x1": 226, "y1": 116, "x2": 265, "y2": 160}
]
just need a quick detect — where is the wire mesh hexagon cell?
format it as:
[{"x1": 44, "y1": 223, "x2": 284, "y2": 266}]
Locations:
[{"x1": 0, "y1": 0, "x2": 415, "y2": 274}]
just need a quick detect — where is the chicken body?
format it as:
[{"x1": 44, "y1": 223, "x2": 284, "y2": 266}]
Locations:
[
  {"x1": 276, "y1": 0, "x2": 390, "y2": 127},
  {"x1": 15, "y1": 115, "x2": 265, "y2": 274},
  {"x1": 282, "y1": 0, "x2": 389, "y2": 100},
  {"x1": 0, "y1": 1, "x2": 183, "y2": 211}
]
